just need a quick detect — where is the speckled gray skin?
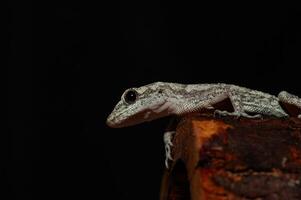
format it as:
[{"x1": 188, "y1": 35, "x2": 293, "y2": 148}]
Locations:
[
  {"x1": 106, "y1": 82, "x2": 301, "y2": 167},
  {"x1": 106, "y1": 82, "x2": 301, "y2": 127}
]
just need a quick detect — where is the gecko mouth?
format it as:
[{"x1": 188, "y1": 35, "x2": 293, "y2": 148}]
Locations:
[
  {"x1": 106, "y1": 108, "x2": 169, "y2": 128},
  {"x1": 106, "y1": 110, "x2": 149, "y2": 128}
]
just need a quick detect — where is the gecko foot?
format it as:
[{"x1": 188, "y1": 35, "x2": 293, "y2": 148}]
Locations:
[
  {"x1": 164, "y1": 131, "x2": 176, "y2": 168},
  {"x1": 214, "y1": 110, "x2": 262, "y2": 119},
  {"x1": 298, "y1": 114, "x2": 301, "y2": 119}
]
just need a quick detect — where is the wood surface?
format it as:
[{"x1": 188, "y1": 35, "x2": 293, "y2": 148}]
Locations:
[{"x1": 160, "y1": 114, "x2": 301, "y2": 200}]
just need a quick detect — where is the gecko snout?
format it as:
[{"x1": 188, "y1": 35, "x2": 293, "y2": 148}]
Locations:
[{"x1": 106, "y1": 113, "x2": 116, "y2": 128}]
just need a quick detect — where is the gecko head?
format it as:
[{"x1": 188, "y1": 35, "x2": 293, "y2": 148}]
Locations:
[{"x1": 106, "y1": 83, "x2": 172, "y2": 128}]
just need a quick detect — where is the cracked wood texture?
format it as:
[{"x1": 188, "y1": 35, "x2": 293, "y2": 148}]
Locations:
[{"x1": 160, "y1": 115, "x2": 301, "y2": 200}]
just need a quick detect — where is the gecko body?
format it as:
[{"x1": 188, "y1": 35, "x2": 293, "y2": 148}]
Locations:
[{"x1": 106, "y1": 82, "x2": 301, "y2": 167}]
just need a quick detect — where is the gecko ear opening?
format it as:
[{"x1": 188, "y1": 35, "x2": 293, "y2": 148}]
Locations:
[{"x1": 123, "y1": 89, "x2": 138, "y2": 104}]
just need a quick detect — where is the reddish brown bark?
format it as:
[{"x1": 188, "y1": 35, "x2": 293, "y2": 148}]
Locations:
[{"x1": 160, "y1": 114, "x2": 301, "y2": 200}]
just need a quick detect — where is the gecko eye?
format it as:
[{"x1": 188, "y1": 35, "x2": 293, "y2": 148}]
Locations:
[{"x1": 124, "y1": 89, "x2": 138, "y2": 104}]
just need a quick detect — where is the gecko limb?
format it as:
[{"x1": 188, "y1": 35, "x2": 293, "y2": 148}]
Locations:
[
  {"x1": 229, "y1": 89, "x2": 263, "y2": 118},
  {"x1": 164, "y1": 131, "x2": 176, "y2": 168},
  {"x1": 213, "y1": 89, "x2": 262, "y2": 119},
  {"x1": 278, "y1": 91, "x2": 301, "y2": 118}
]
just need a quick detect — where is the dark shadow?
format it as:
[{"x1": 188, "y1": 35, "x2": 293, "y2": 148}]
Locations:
[
  {"x1": 280, "y1": 101, "x2": 301, "y2": 117},
  {"x1": 166, "y1": 160, "x2": 191, "y2": 200}
]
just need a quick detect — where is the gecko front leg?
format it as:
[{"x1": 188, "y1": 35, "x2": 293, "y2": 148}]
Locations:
[
  {"x1": 214, "y1": 88, "x2": 262, "y2": 119},
  {"x1": 163, "y1": 131, "x2": 176, "y2": 168},
  {"x1": 278, "y1": 91, "x2": 301, "y2": 118}
]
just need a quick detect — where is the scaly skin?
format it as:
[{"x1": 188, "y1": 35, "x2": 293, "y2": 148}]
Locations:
[{"x1": 106, "y1": 82, "x2": 296, "y2": 127}]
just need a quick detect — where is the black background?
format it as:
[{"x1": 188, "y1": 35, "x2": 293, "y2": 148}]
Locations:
[{"x1": 8, "y1": 1, "x2": 301, "y2": 200}]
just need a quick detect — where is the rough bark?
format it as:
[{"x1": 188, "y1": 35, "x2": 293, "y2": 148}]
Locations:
[{"x1": 160, "y1": 114, "x2": 301, "y2": 200}]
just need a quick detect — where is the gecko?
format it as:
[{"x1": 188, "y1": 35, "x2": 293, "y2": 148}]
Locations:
[{"x1": 106, "y1": 82, "x2": 301, "y2": 168}]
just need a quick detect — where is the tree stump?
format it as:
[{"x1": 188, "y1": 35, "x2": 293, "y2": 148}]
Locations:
[{"x1": 160, "y1": 114, "x2": 301, "y2": 200}]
